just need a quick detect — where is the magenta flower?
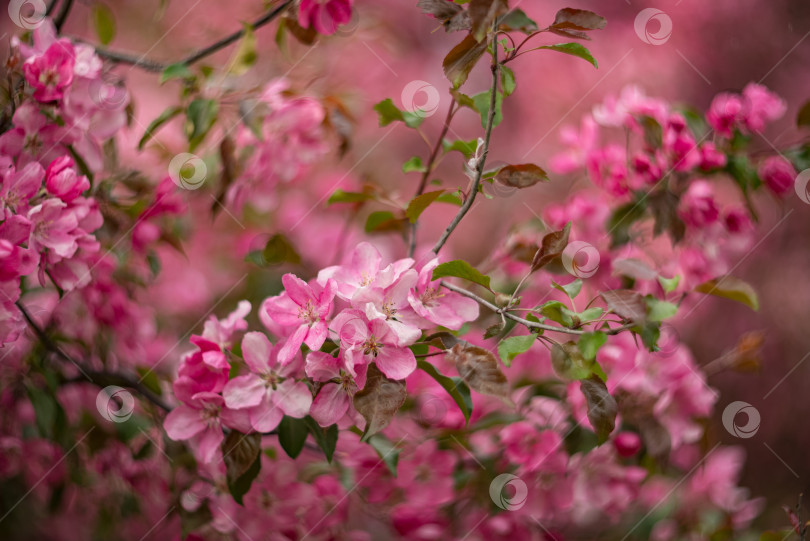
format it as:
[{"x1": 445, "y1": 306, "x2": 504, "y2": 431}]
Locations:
[
  {"x1": 164, "y1": 391, "x2": 250, "y2": 463},
  {"x1": 678, "y1": 180, "x2": 719, "y2": 228},
  {"x1": 331, "y1": 309, "x2": 416, "y2": 380},
  {"x1": 23, "y1": 39, "x2": 75, "y2": 102},
  {"x1": 222, "y1": 332, "x2": 312, "y2": 432},
  {"x1": 758, "y1": 155, "x2": 795, "y2": 196},
  {"x1": 298, "y1": 0, "x2": 353, "y2": 35},
  {"x1": 0, "y1": 103, "x2": 72, "y2": 166},
  {"x1": 27, "y1": 199, "x2": 81, "y2": 258},
  {"x1": 408, "y1": 258, "x2": 479, "y2": 331},
  {"x1": 261, "y1": 273, "x2": 336, "y2": 364},
  {"x1": 44, "y1": 156, "x2": 89, "y2": 202},
  {"x1": 172, "y1": 336, "x2": 231, "y2": 403},
  {"x1": 305, "y1": 351, "x2": 362, "y2": 427},
  {"x1": 1, "y1": 162, "x2": 43, "y2": 214},
  {"x1": 353, "y1": 267, "x2": 424, "y2": 347}
]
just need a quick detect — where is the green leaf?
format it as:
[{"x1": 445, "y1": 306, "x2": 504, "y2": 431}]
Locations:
[
  {"x1": 442, "y1": 138, "x2": 479, "y2": 159},
  {"x1": 539, "y1": 300, "x2": 574, "y2": 327},
  {"x1": 646, "y1": 298, "x2": 678, "y2": 322},
  {"x1": 226, "y1": 24, "x2": 257, "y2": 75},
  {"x1": 499, "y1": 8, "x2": 539, "y2": 33},
  {"x1": 500, "y1": 64, "x2": 516, "y2": 96},
  {"x1": 577, "y1": 306, "x2": 603, "y2": 322},
  {"x1": 436, "y1": 191, "x2": 462, "y2": 206},
  {"x1": 536, "y1": 43, "x2": 598, "y2": 68},
  {"x1": 186, "y1": 99, "x2": 218, "y2": 151},
  {"x1": 695, "y1": 276, "x2": 759, "y2": 311},
  {"x1": 160, "y1": 63, "x2": 194, "y2": 84},
  {"x1": 607, "y1": 200, "x2": 646, "y2": 247},
  {"x1": 417, "y1": 359, "x2": 472, "y2": 424},
  {"x1": 303, "y1": 417, "x2": 338, "y2": 462},
  {"x1": 364, "y1": 211, "x2": 400, "y2": 233},
  {"x1": 402, "y1": 156, "x2": 426, "y2": 173},
  {"x1": 366, "y1": 434, "x2": 400, "y2": 476},
  {"x1": 577, "y1": 331, "x2": 607, "y2": 362},
  {"x1": 138, "y1": 106, "x2": 183, "y2": 150},
  {"x1": 373, "y1": 98, "x2": 424, "y2": 128},
  {"x1": 497, "y1": 334, "x2": 535, "y2": 367},
  {"x1": 471, "y1": 90, "x2": 503, "y2": 129},
  {"x1": 406, "y1": 190, "x2": 445, "y2": 223},
  {"x1": 91, "y1": 3, "x2": 116, "y2": 45},
  {"x1": 551, "y1": 341, "x2": 592, "y2": 380},
  {"x1": 658, "y1": 274, "x2": 681, "y2": 293},
  {"x1": 431, "y1": 260, "x2": 492, "y2": 290},
  {"x1": 327, "y1": 189, "x2": 375, "y2": 205},
  {"x1": 262, "y1": 233, "x2": 301, "y2": 265},
  {"x1": 278, "y1": 416, "x2": 308, "y2": 459},
  {"x1": 552, "y1": 279, "x2": 582, "y2": 299}
]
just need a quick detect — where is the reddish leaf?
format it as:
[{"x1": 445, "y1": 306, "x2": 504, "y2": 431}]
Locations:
[
  {"x1": 531, "y1": 222, "x2": 571, "y2": 271},
  {"x1": 579, "y1": 376, "x2": 617, "y2": 443},
  {"x1": 469, "y1": 0, "x2": 508, "y2": 42},
  {"x1": 552, "y1": 8, "x2": 606, "y2": 31},
  {"x1": 448, "y1": 343, "x2": 510, "y2": 400},
  {"x1": 353, "y1": 363, "x2": 407, "y2": 440},
  {"x1": 600, "y1": 289, "x2": 646, "y2": 323},
  {"x1": 495, "y1": 163, "x2": 549, "y2": 188},
  {"x1": 443, "y1": 33, "x2": 488, "y2": 89}
]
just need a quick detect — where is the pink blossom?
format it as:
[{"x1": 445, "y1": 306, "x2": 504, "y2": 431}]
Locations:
[
  {"x1": 707, "y1": 92, "x2": 744, "y2": 137},
  {"x1": 318, "y1": 241, "x2": 383, "y2": 300},
  {"x1": 678, "y1": 180, "x2": 719, "y2": 228},
  {"x1": 261, "y1": 273, "x2": 337, "y2": 364},
  {"x1": 222, "y1": 332, "x2": 312, "y2": 432},
  {"x1": 331, "y1": 309, "x2": 417, "y2": 380},
  {"x1": 23, "y1": 39, "x2": 75, "y2": 102},
  {"x1": 1, "y1": 162, "x2": 43, "y2": 213},
  {"x1": 201, "y1": 300, "x2": 251, "y2": 349},
  {"x1": 0, "y1": 103, "x2": 72, "y2": 165},
  {"x1": 164, "y1": 392, "x2": 249, "y2": 463},
  {"x1": 27, "y1": 199, "x2": 81, "y2": 258},
  {"x1": 298, "y1": 0, "x2": 353, "y2": 35},
  {"x1": 172, "y1": 336, "x2": 231, "y2": 403},
  {"x1": 407, "y1": 258, "x2": 479, "y2": 330},
  {"x1": 699, "y1": 142, "x2": 727, "y2": 170},
  {"x1": 741, "y1": 83, "x2": 786, "y2": 132},
  {"x1": 758, "y1": 155, "x2": 795, "y2": 196},
  {"x1": 306, "y1": 351, "x2": 359, "y2": 427},
  {"x1": 44, "y1": 156, "x2": 89, "y2": 202}
]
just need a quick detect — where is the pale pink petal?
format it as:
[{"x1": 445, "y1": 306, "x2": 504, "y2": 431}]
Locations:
[
  {"x1": 164, "y1": 405, "x2": 206, "y2": 441},
  {"x1": 374, "y1": 346, "x2": 416, "y2": 380},
  {"x1": 310, "y1": 383, "x2": 349, "y2": 427},
  {"x1": 196, "y1": 426, "x2": 224, "y2": 463},
  {"x1": 222, "y1": 374, "x2": 266, "y2": 409},
  {"x1": 262, "y1": 293, "x2": 301, "y2": 327},
  {"x1": 248, "y1": 397, "x2": 284, "y2": 432},
  {"x1": 277, "y1": 324, "x2": 308, "y2": 365},
  {"x1": 241, "y1": 331, "x2": 272, "y2": 373},
  {"x1": 304, "y1": 320, "x2": 327, "y2": 351},
  {"x1": 305, "y1": 351, "x2": 341, "y2": 381},
  {"x1": 282, "y1": 273, "x2": 313, "y2": 307},
  {"x1": 273, "y1": 380, "x2": 313, "y2": 418}
]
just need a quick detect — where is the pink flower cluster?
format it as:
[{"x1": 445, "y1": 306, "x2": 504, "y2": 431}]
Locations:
[
  {"x1": 227, "y1": 79, "x2": 329, "y2": 212},
  {"x1": 165, "y1": 242, "x2": 478, "y2": 462},
  {"x1": 1, "y1": 20, "x2": 132, "y2": 346}
]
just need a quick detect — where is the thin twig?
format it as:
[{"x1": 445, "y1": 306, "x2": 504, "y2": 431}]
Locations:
[
  {"x1": 53, "y1": 0, "x2": 73, "y2": 32},
  {"x1": 408, "y1": 96, "x2": 457, "y2": 257},
  {"x1": 91, "y1": 0, "x2": 292, "y2": 73},
  {"x1": 439, "y1": 281, "x2": 635, "y2": 336},
  {"x1": 16, "y1": 301, "x2": 172, "y2": 412},
  {"x1": 432, "y1": 34, "x2": 499, "y2": 255}
]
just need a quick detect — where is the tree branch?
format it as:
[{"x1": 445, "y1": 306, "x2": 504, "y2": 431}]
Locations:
[
  {"x1": 16, "y1": 301, "x2": 172, "y2": 412},
  {"x1": 91, "y1": 0, "x2": 292, "y2": 73},
  {"x1": 53, "y1": 0, "x2": 73, "y2": 32},
  {"x1": 432, "y1": 36, "x2": 499, "y2": 255},
  {"x1": 408, "y1": 96, "x2": 457, "y2": 257},
  {"x1": 439, "y1": 280, "x2": 635, "y2": 336}
]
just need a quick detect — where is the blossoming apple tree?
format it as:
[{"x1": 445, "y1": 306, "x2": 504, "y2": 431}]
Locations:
[{"x1": 0, "y1": 0, "x2": 806, "y2": 539}]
